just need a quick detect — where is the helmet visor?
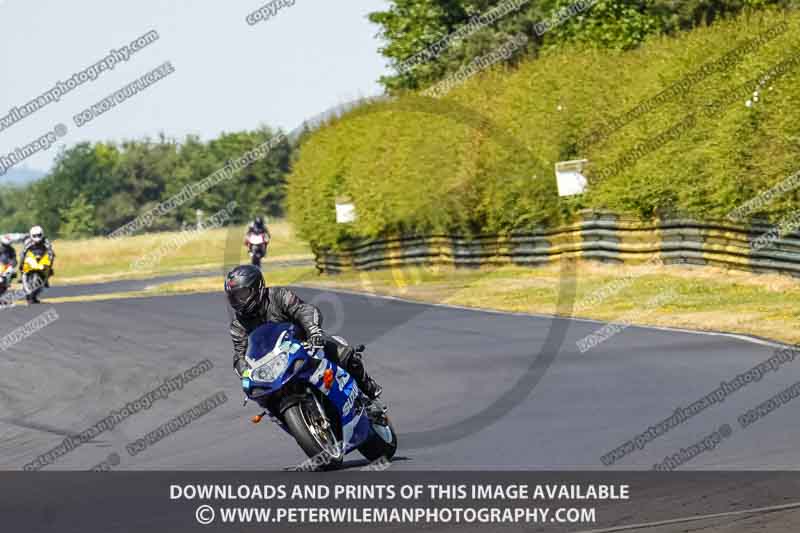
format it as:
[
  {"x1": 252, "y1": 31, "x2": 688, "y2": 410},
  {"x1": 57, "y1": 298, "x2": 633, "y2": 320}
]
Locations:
[{"x1": 228, "y1": 286, "x2": 255, "y2": 309}]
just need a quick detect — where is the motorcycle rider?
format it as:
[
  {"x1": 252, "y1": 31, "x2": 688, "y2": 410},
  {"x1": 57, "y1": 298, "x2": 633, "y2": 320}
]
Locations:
[
  {"x1": 243, "y1": 216, "x2": 271, "y2": 267},
  {"x1": 0, "y1": 235, "x2": 18, "y2": 285},
  {"x1": 243, "y1": 216, "x2": 271, "y2": 246},
  {"x1": 20, "y1": 226, "x2": 55, "y2": 299},
  {"x1": 225, "y1": 264, "x2": 382, "y2": 400}
]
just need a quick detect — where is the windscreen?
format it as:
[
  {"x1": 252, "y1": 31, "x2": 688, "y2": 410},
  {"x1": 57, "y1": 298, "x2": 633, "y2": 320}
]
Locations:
[{"x1": 245, "y1": 322, "x2": 296, "y2": 361}]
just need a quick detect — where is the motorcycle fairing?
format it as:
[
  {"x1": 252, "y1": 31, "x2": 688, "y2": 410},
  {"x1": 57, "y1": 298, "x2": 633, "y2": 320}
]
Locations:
[
  {"x1": 308, "y1": 358, "x2": 370, "y2": 453},
  {"x1": 243, "y1": 322, "x2": 371, "y2": 452},
  {"x1": 22, "y1": 251, "x2": 50, "y2": 273},
  {"x1": 244, "y1": 323, "x2": 316, "y2": 397}
]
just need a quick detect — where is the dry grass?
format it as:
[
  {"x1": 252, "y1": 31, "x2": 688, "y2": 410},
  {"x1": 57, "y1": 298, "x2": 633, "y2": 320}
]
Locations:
[
  {"x1": 51, "y1": 220, "x2": 311, "y2": 284},
  {"x1": 302, "y1": 262, "x2": 800, "y2": 344}
]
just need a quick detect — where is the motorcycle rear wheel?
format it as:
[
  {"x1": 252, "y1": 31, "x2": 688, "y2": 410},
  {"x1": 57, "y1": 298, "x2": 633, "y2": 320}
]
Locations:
[{"x1": 284, "y1": 395, "x2": 344, "y2": 469}]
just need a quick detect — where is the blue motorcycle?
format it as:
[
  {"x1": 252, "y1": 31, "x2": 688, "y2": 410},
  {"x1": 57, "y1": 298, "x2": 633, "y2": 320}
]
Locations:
[{"x1": 240, "y1": 322, "x2": 397, "y2": 469}]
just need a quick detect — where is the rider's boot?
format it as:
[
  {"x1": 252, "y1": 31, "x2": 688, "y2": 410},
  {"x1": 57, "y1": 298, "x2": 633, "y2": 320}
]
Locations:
[{"x1": 345, "y1": 350, "x2": 382, "y2": 400}]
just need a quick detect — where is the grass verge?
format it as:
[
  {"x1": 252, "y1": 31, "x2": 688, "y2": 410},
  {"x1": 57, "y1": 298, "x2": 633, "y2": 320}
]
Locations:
[{"x1": 51, "y1": 220, "x2": 311, "y2": 285}]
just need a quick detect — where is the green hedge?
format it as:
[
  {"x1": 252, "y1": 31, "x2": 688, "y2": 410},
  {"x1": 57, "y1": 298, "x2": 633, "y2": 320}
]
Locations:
[{"x1": 289, "y1": 9, "x2": 800, "y2": 250}]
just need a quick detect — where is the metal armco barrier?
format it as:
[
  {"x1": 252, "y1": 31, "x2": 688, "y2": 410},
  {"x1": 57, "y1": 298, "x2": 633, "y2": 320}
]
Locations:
[{"x1": 314, "y1": 211, "x2": 800, "y2": 277}]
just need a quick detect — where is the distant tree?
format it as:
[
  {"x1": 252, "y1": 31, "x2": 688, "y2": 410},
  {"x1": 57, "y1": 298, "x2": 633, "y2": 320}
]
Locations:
[
  {"x1": 0, "y1": 186, "x2": 37, "y2": 233},
  {"x1": 59, "y1": 193, "x2": 97, "y2": 239}
]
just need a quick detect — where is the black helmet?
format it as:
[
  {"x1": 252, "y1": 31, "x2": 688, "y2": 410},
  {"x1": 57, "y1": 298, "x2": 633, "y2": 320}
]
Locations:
[
  {"x1": 254, "y1": 216, "x2": 264, "y2": 229},
  {"x1": 225, "y1": 265, "x2": 264, "y2": 314}
]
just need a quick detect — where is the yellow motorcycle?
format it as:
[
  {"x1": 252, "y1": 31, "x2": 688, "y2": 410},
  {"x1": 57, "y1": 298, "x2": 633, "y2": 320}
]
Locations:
[{"x1": 21, "y1": 250, "x2": 52, "y2": 304}]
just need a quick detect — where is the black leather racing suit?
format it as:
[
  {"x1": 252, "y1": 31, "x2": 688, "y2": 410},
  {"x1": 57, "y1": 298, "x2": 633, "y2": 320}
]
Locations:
[
  {"x1": 230, "y1": 286, "x2": 322, "y2": 376},
  {"x1": 230, "y1": 286, "x2": 380, "y2": 398}
]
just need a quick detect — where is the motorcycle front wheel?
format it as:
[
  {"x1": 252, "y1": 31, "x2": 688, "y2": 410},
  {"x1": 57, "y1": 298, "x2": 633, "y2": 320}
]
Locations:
[
  {"x1": 250, "y1": 246, "x2": 266, "y2": 267},
  {"x1": 283, "y1": 393, "x2": 344, "y2": 469},
  {"x1": 22, "y1": 273, "x2": 44, "y2": 300}
]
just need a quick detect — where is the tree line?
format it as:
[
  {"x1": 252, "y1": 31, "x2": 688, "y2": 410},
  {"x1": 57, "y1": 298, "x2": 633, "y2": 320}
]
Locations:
[
  {"x1": 0, "y1": 128, "x2": 291, "y2": 239},
  {"x1": 369, "y1": 0, "x2": 799, "y2": 92}
]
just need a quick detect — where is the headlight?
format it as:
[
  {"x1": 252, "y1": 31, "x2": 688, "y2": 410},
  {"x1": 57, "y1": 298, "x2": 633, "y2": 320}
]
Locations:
[{"x1": 252, "y1": 351, "x2": 289, "y2": 383}]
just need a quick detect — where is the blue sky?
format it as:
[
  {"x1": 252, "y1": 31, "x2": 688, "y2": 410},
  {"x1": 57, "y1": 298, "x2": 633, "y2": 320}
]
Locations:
[{"x1": 0, "y1": 0, "x2": 390, "y2": 173}]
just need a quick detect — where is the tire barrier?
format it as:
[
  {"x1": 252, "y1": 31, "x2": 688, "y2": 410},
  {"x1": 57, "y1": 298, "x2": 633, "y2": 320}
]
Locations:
[{"x1": 314, "y1": 211, "x2": 800, "y2": 277}]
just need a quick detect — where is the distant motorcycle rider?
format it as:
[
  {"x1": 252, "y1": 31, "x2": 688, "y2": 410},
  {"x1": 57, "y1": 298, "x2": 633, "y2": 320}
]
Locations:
[
  {"x1": 243, "y1": 216, "x2": 271, "y2": 267},
  {"x1": 0, "y1": 235, "x2": 18, "y2": 287},
  {"x1": 244, "y1": 216, "x2": 271, "y2": 244},
  {"x1": 0, "y1": 235, "x2": 17, "y2": 269},
  {"x1": 21, "y1": 226, "x2": 55, "y2": 283},
  {"x1": 225, "y1": 265, "x2": 382, "y2": 400}
]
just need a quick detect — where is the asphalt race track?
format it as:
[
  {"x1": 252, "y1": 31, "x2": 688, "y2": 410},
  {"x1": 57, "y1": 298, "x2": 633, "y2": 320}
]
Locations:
[
  {"x1": 5, "y1": 283, "x2": 800, "y2": 530},
  {"x1": 1, "y1": 284, "x2": 798, "y2": 473},
  {"x1": 45, "y1": 258, "x2": 314, "y2": 299}
]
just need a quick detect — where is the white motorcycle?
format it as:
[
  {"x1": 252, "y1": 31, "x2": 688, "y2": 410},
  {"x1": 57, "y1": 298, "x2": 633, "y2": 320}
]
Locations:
[{"x1": 247, "y1": 233, "x2": 269, "y2": 268}]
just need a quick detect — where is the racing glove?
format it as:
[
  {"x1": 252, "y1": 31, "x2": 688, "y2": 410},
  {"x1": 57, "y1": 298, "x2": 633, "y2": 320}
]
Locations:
[{"x1": 308, "y1": 331, "x2": 325, "y2": 348}]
